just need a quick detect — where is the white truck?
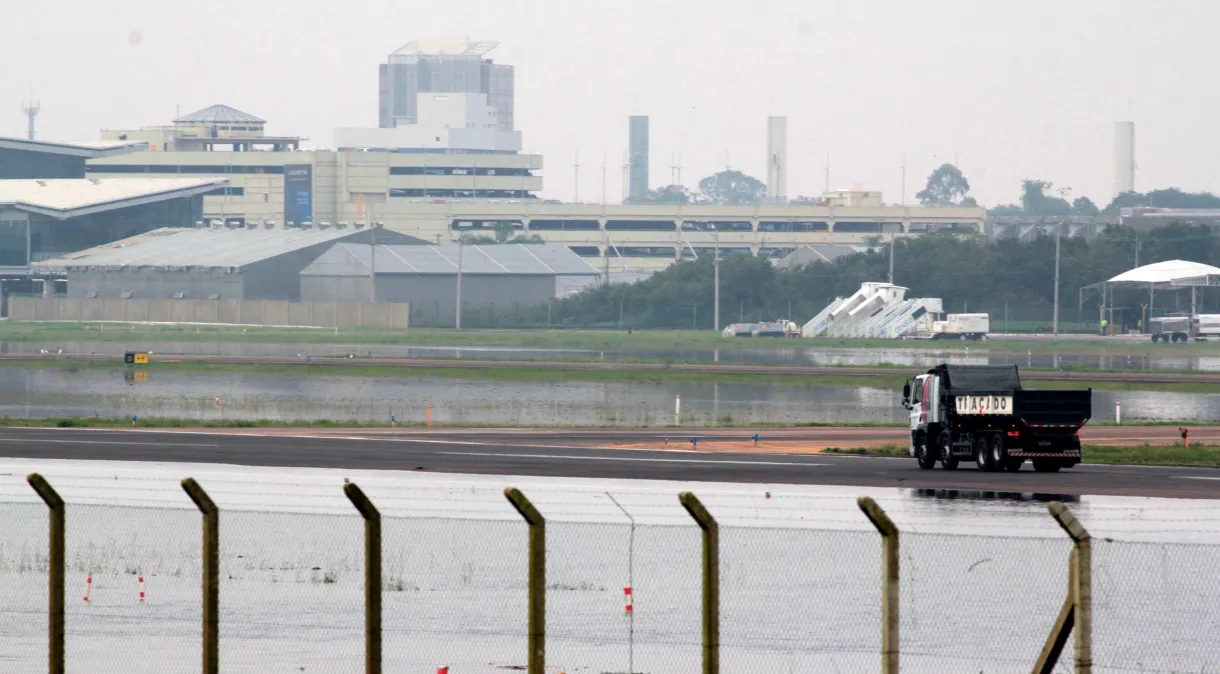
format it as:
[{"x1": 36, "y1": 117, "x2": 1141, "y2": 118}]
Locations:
[{"x1": 931, "y1": 313, "x2": 990, "y2": 340}]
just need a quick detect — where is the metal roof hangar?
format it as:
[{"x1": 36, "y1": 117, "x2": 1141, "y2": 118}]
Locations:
[
  {"x1": 0, "y1": 136, "x2": 149, "y2": 180},
  {"x1": 33, "y1": 226, "x2": 423, "y2": 301},
  {"x1": 0, "y1": 178, "x2": 227, "y2": 275},
  {"x1": 301, "y1": 243, "x2": 600, "y2": 325}
]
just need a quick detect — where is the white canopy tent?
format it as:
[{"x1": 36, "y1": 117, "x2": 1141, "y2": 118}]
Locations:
[
  {"x1": 1105, "y1": 259, "x2": 1220, "y2": 287},
  {"x1": 1085, "y1": 260, "x2": 1220, "y2": 330}
]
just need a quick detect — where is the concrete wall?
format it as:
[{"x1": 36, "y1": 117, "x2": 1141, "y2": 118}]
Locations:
[{"x1": 8, "y1": 297, "x2": 409, "y2": 329}]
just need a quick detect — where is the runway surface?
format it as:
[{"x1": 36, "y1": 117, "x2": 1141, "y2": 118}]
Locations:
[
  {"x1": 0, "y1": 426, "x2": 1217, "y2": 499},
  {"x1": 3, "y1": 353, "x2": 1220, "y2": 384}
]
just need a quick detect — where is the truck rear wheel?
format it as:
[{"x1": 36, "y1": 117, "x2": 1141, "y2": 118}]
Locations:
[
  {"x1": 989, "y1": 435, "x2": 1008, "y2": 469},
  {"x1": 974, "y1": 436, "x2": 995, "y2": 472},
  {"x1": 1033, "y1": 459, "x2": 1062, "y2": 473},
  {"x1": 939, "y1": 431, "x2": 959, "y2": 470},
  {"x1": 915, "y1": 433, "x2": 937, "y2": 470}
]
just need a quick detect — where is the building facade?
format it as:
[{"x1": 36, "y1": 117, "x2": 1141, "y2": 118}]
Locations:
[{"x1": 378, "y1": 37, "x2": 514, "y2": 131}]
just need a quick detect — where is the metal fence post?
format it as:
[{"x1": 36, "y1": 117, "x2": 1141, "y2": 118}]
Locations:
[
  {"x1": 27, "y1": 473, "x2": 64, "y2": 674},
  {"x1": 679, "y1": 491, "x2": 719, "y2": 674},
  {"x1": 858, "y1": 496, "x2": 899, "y2": 674},
  {"x1": 181, "y1": 478, "x2": 219, "y2": 674},
  {"x1": 1050, "y1": 501, "x2": 1093, "y2": 673},
  {"x1": 505, "y1": 488, "x2": 545, "y2": 674},
  {"x1": 344, "y1": 482, "x2": 382, "y2": 674}
]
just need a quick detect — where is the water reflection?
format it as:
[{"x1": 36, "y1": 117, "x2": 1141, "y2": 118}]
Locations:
[
  {"x1": 0, "y1": 365, "x2": 1211, "y2": 425},
  {"x1": 911, "y1": 488, "x2": 1080, "y2": 503}
]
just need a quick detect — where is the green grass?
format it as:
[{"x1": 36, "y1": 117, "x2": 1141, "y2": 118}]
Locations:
[{"x1": 824, "y1": 443, "x2": 1220, "y2": 468}]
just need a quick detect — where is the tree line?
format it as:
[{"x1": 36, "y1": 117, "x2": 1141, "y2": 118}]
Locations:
[{"x1": 534, "y1": 222, "x2": 1220, "y2": 331}]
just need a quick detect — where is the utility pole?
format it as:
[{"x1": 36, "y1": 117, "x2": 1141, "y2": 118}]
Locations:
[
  {"x1": 621, "y1": 152, "x2": 629, "y2": 203},
  {"x1": 1053, "y1": 222, "x2": 1061, "y2": 334},
  {"x1": 824, "y1": 152, "x2": 830, "y2": 195},
  {"x1": 455, "y1": 236, "x2": 464, "y2": 330},
  {"x1": 713, "y1": 226, "x2": 721, "y2": 331},
  {"x1": 1134, "y1": 238, "x2": 1142, "y2": 267},
  {"x1": 900, "y1": 156, "x2": 906, "y2": 207},
  {"x1": 369, "y1": 222, "x2": 377, "y2": 303}
]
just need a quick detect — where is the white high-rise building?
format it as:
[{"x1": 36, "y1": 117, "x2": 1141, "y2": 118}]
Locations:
[{"x1": 1114, "y1": 121, "x2": 1135, "y2": 196}]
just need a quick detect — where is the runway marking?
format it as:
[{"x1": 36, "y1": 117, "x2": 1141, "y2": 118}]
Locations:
[
  {"x1": 1176, "y1": 476, "x2": 1220, "y2": 481},
  {"x1": 0, "y1": 438, "x2": 221, "y2": 448},
  {"x1": 438, "y1": 451, "x2": 824, "y2": 467}
]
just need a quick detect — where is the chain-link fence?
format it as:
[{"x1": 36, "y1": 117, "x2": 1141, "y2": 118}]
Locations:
[{"x1": 5, "y1": 480, "x2": 1220, "y2": 673}]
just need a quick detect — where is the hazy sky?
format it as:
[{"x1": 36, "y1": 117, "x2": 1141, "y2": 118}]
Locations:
[{"x1": 4, "y1": 0, "x2": 1217, "y2": 207}]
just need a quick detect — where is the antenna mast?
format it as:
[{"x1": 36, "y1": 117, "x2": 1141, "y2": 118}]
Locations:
[{"x1": 22, "y1": 100, "x2": 40, "y2": 140}]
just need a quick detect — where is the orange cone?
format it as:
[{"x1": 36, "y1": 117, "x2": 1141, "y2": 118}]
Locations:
[
  {"x1": 83, "y1": 575, "x2": 92, "y2": 602},
  {"x1": 624, "y1": 586, "x2": 633, "y2": 613},
  {"x1": 138, "y1": 576, "x2": 145, "y2": 602}
]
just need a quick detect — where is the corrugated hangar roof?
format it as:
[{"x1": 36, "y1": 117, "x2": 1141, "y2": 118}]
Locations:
[
  {"x1": 33, "y1": 226, "x2": 418, "y2": 271},
  {"x1": 174, "y1": 104, "x2": 266, "y2": 124},
  {"x1": 0, "y1": 136, "x2": 150, "y2": 158},
  {"x1": 303, "y1": 243, "x2": 600, "y2": 277},
  {"x1": 0, "y1": 178, "x2": 226, "y2": 219}
]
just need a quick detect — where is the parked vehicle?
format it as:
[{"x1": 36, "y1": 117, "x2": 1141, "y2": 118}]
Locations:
[
  {"x1": 1195, "y1": 314, "x2": 1220, "y2": 341},
  {"x1": 902, "y1": 364, "x2": 1092, "y2": 473},
  {"x1": 1149, "y1": 315, "x2": 1192, "y2": 343},
  {"x1": 931, "y1": 313, "x2": 990, "y2": 340}
]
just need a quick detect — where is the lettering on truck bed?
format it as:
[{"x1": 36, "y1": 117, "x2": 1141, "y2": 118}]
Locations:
[{"x1": 954, "y1": 395, "x2": 1013, "y2": 415}]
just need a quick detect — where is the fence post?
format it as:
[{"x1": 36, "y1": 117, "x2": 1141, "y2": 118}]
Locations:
[
  {"x1": 505, "y1": 488, "x2": 545, "y2": 674},
  {"x1": 1048, "y1": 501, "x2": 1092, "y2": 673},
  {"x1": 344, "y1": 482, "x2": 382, "y2": 674},
  {"x1": 858, "y1": 496, "x2": 899, "y2": 674},
  {"x1": 679, "y1": 491, "x2": 719, "y2": 674},
  {"x1": 1031, "y1": 550, "x2": 1077, "y2": 674},
  {"x1": 27, "y1": 473, "x2": 64, "y2": 674},
  {"x1": 181, "y1": 478, "x2": 219, "y2": 674}
]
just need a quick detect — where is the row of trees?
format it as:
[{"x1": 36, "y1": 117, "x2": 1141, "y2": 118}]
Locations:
[{"x1": 543, "y1": 222, "x2": 1220, "y2": 330}]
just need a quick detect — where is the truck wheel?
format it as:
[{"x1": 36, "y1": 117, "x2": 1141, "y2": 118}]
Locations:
[
  {"x1": 915, "y1": 433, "x2": 937, "y2": 470},
  {"x1": 939, "y1": 431, "x2": 959, "y2": 470},
  {"x1": 974, "y1": 436, "x2": 995, "y2": 472},
  {"x1": 1151, "y1": 334, "x2": 1159, "y2": 343},
  {"x1": 1033, "y1": 460, "x2": 1062, "y2": 473},
  {"x1": 989, "y1": 435, "x2": 1008, "y2": 469}
]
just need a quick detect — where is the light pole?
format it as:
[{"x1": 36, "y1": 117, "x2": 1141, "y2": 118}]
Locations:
[
  {"x1": 1052, "y1": 222, "x2": 1061, "y2": 334},
  {"x1": 455, "y1": 236, "x2": 464, "y2": 330},
  {"x1": 713, "y1": 226, "x2": 720, "y2": 331}
]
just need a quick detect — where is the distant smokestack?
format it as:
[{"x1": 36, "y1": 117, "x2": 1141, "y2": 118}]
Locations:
[
  {"x1": 766, "y1": 116, "x2": 788, "y2": 204},
  {"x1": 628, "y1": 116, "x2": 649, "y2": 201},
  {"x1": 1114, "y1": 121, "x2": 1135, "y2": 196}
]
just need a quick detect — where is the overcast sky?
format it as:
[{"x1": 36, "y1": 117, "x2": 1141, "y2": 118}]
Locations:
[{"x1": 3, "y1": 0, "x2": 1216, "y2": 207}]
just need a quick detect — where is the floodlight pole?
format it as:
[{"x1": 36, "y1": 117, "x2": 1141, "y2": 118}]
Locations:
[
  {"x1": 455, "y1": 236, "x2": 464, "y2": 330},
  {"x1": 1053, "y1": 222, "x2": 1061, "y2": 334},
  {"x1": 713, "y1": 226, "x2": 720, "y2": 332}
]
